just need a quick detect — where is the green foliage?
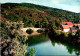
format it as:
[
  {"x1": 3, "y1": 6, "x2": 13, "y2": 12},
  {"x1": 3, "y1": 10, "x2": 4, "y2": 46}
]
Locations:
[
  {"x1": 1, "y1": 22, "x2": 7, "y2": 36},
  {"x1": 76, "y1": 30, "x2": 80, "y2": 37},
  {"x1": 25, "y1": 48, "x2": 36, "y2": 56},
  {"x1": 28, "y1": 48, "x2": 36, "y2": 56},
  {"x1": 26, "y1": 29, "x2": 33, "y2": 34},
  {"x1": 68, "y1": 30, "x2": 73, "y2": 37},
  {"x1": 1, "y1": 21, "x2": 28, "y2": 56},
  {"x1": 20, "y1": 3, "x2": 80, "y2": 23},
  {"x1": 26, "y1": 33, "x2": 49, "y2": 46},
  {"x1": 51, "y1": 37, "x2": 80, "y2": 56},
  {"x1": 37, "y1": 29, "x2": 43, "y2": 33},
  {"x1": 5, "y1": 21, "x2": 28, "y2": 44},
  {"x1": 1, "y1": 35, "x2": 27, "y2": 56},
  {"x1": 4, "y1": 13, "x2": 18, "y2": 22},
  {"x1": 1, "y1": 21, "x2": 37, "y2": 56},
  {"x1": 41, "y1": 18, "x2": 49, "y2": 28},
  {"x1": 47, "y1": 19, "x2": 57, "y2": 32},
  {"x1": 60, "y1": 31, "x2": 67, "y2": 37},
  {"x1": 35, "y1": 21, "x2": 42, "y2": 28},
  {"x1": 9, "y1": 39, "x2": 27, "y2": 56}
]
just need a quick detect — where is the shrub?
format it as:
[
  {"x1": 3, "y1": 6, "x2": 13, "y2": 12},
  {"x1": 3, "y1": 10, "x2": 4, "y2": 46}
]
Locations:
[
  {"x1": 37, "y1": 29, "x2": 43, "y2": 33},
  {"x1": 26, "y1": 29, "x2": 33, "y2": 34},
  {"x1": 76, "y1": 30, "x2": 80, "y2": 37},
  {"x1": 25, "y1": 48, "x2": 36, "y2": 56}
]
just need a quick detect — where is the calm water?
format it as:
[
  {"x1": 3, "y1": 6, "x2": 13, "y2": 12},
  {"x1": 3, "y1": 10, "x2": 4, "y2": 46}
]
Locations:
[{"x1": 27, "y1": 33, "x2": 80, "y2": 56}]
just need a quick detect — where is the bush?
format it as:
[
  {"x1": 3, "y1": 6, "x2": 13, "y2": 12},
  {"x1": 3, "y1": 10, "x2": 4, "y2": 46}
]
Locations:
[
  {"x1": 25, "y1": 48, "x2": 36, "y2": 56},
  {"x1": 37, "y1": 29, "x2": 43, "y2": 33},
  {"x1": 26, "y1": 29, "x2": 33, "y2": 34},
  {"x1": 76, "y1": 30, "x2": 80, "y2": 37}
]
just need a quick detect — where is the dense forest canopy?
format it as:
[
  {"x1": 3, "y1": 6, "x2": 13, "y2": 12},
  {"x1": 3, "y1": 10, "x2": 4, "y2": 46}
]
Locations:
[{"x1": 1, "y1": 3, "x2": 80, "y2": 24}]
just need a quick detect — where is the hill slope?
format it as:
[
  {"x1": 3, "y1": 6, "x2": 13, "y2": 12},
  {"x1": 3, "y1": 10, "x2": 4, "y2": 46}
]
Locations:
[{"x1": 1, "y1": 3, "x2": 80, "y2": 23}]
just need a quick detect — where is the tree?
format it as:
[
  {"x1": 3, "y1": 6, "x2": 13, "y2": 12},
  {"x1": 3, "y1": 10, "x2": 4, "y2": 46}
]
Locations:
[
  {"x1": 76, "y1": 30, "x2": 80, "y2": 37},
  {"x1": 1, "y1": 21, "x2": 28, "y2": 56},
  {"x1": 37, "y1": 29, "x2": 43, "y2": 33},
  {"x1": 26, "y1": 29, "x2": 33, "y2": 34},
  {"x1": 35, "y1": 21, "x2": 41, "y2": 28},
  {"x1": 26, "y1": 48, "x2": 36, "y2": 56},
  {"x1": 42, "y1": 18, "x2": 49, "y2": 28}
]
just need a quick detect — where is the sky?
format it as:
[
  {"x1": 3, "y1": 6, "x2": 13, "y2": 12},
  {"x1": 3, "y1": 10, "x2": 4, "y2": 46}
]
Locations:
[{"x1": 1, "y1": 0, "x2": 80, "y2": 13}]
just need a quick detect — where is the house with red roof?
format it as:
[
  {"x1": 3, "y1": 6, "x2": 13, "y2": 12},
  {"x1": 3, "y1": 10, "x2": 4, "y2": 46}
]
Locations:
[
  {"x1": 67, "y1": 22, "x2": 73, "y2": 27},
  {"x1": 62, "y1": 25, "x2": 70, "y2": 32},
  {"x1": 61, "y1": 22, "x2": 73, "y2": 27},
  {"x1": 61, "y1": 22, "x2": 80, "y2": 32},
  {"x1": 71, "y1": 27, "x2": 78, "y2": 32}
]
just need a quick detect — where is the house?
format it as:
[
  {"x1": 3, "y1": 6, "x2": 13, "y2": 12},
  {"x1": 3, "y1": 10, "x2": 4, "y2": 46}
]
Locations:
[
  {"x1": 62, "y1": 25, "x2": 70, "y2": 32},
  {"x1": 71, "y1": 27, "x2": 78, "y2": 32},
  {"x1": 66, "y1": 22, "x2": 73, "y2": 27},
  {"x1": 70, "y1": 23, "x2": 80, "y2": 32},
  {"x1": 70, "y1": 24, "x2": 78, "y2": 32},
  {"x1": 61, "y1": 22, "x2": 80, "y2": 32},
  {"x1": 61, "y1": 22, "x2": 73, "y2": 27}
]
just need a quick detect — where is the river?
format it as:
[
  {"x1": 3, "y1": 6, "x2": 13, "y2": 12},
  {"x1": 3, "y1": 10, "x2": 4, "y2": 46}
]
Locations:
[{"x1": 26, "y1": 33, "x2": 80, "y2": 56}]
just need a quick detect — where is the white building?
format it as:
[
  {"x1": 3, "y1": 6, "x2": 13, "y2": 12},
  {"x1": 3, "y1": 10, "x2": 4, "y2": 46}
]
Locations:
[{"x1": 62, "y1": 25, "x2": 70, "y2": 32}]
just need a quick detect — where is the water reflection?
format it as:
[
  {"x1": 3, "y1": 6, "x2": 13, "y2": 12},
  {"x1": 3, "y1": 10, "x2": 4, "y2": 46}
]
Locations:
[
  {"x1": 27, "y1": 33, "x2": 80, "y2": 56},
  {"x1": 51, "y1": 40, "x2": 80, "y2": 56},
  {"x1": 26, "y1": 33, "x2": 49, "y2": 46}
]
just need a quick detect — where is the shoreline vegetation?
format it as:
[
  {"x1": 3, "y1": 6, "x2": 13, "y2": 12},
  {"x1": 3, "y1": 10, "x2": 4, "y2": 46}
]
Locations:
[
  {"x1": 1, "y1": 3, "x2": 80, "y2": 56},
  {"x1": 1, "y1": 21, "x2": 36, "y2": 56}
]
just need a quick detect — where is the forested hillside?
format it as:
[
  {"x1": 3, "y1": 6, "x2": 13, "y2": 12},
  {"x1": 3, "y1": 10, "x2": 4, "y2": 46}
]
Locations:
[
  {"x1": 1, "y1": 3, "x2": 80, "y2": 23},
  {"x1": 1, "y1": 3, "x2": 80, "y2": 25},
  {"x1": 20, "y1": 3, "x2": 80, "y2": 23}
]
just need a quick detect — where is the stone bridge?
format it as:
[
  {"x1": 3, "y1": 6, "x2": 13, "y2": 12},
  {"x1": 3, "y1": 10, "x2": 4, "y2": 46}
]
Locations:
[{"x1": 21, "y1": 27, "x2": 45, "y2": 32}]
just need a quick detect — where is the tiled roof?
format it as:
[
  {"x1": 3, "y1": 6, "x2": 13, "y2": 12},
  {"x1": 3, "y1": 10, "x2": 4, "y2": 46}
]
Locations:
[
  {"x1": 74, "y1": 24, "x2": 78, "y2": 27},
  {"x1": 62, "y1": 25, "x2": 70, "y2": 29},
  {"x1": 61, "y1": 22, "x2": 73, "y2": 25},
  {"x1": 61, "y1": 22, "x2": 67, "y2": 25},
  {"x1": 67, "y1": 22, "x2": 73, "y2": 25}
]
